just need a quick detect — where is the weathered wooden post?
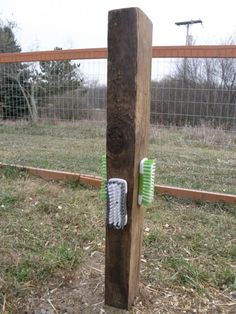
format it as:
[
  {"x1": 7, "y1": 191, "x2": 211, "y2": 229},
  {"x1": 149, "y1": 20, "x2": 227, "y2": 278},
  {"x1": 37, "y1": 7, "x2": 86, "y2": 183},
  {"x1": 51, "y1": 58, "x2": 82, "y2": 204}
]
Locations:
[{"x1": 105, "y1": 7, "x2": 153, "y2": 309}]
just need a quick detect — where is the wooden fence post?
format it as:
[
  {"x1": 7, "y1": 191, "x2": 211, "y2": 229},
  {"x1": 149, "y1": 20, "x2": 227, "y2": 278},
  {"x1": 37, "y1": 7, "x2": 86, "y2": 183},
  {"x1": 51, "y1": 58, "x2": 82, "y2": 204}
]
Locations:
[{"x1": 105, "y1": 7, "x2": 153, "y2": 309}]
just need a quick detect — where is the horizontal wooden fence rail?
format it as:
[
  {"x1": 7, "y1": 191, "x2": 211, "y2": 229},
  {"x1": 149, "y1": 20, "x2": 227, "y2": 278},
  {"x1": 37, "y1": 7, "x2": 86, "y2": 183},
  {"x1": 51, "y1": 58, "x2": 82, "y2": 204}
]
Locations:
[
  {"x1": 152, "y1": 45, "x2": 236, "y2": 58},
  {"x1": 0, "y1": 48, "x2": 107, "y2": 63},
  {"x1": 0, "y1": 45, "x2": 236, "y2": 63},
  {"x1": 0, "y1": 163, "x2": 235, "y2": 204}
]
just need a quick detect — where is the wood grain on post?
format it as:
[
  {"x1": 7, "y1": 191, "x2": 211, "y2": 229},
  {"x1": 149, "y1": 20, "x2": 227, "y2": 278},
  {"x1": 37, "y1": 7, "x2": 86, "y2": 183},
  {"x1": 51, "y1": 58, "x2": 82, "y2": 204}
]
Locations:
[{"x1": 105, "y1": 8, "x2": 152, "y2": 309}]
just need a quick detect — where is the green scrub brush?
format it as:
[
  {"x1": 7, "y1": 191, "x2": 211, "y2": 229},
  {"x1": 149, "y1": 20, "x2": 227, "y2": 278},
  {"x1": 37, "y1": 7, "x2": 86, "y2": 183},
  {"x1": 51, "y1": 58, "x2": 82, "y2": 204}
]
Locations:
[
  {"x1": 138, "y1": 158, "x2": 156, "y2": 206},
  {"x1": 100, "y1": 155, "x2": 107, "y2": 200}
]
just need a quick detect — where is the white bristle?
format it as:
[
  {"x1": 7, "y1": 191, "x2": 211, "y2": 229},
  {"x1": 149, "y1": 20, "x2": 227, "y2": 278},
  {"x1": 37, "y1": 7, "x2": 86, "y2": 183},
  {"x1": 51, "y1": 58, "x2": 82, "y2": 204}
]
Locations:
[{"x1": 107, "y1": 178, "x2": 128, "y2": 229}]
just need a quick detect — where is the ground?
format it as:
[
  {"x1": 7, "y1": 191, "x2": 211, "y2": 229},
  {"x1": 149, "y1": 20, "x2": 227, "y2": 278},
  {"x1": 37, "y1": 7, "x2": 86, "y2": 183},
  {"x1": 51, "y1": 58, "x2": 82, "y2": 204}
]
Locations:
[
  {"x1": 0, "y1": 167, "x2": 235, "y2": 313},
  {"x1": 0, "y1": 121, "x2": 235, "y2": 194}
]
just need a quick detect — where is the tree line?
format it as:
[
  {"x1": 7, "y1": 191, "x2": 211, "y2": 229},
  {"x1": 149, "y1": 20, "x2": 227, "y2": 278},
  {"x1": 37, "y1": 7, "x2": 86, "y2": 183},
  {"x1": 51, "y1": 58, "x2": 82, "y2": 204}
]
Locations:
[{"x1": 151, "y1": 52, "x2": 236, "y2": 127}]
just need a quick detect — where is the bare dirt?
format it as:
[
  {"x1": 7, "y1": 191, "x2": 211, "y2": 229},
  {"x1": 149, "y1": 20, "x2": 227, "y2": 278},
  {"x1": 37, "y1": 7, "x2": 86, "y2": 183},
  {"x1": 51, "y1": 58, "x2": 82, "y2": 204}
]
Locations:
[{"x1": 22, "y1": 250, "x2": 236, "y2": 314}]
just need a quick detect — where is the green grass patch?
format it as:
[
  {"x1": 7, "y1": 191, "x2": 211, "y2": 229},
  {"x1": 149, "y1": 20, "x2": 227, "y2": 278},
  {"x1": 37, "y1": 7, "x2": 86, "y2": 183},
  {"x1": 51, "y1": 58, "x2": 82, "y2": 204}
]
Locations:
[
  {"x1": 0, "y1": 121, "x2": 235, "y2": 194},
  {"x1": 0, "y1": 168, "x2": 235, "y2": 311},
  {"x1": 143, "y1": 196, "x2": 236, "y2": 294},
  {"x1": 0, "y1": 168, "x2": 104, "y2": 312},
  {"x1": 0, "y1": 166, "x2": 27, "y2": 180}
]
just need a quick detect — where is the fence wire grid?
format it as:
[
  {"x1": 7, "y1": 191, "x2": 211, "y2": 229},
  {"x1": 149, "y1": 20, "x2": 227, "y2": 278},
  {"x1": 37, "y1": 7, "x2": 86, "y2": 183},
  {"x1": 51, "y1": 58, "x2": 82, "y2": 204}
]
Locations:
[{"x1": 0, "y1": 48, "x2": 235, "y2": 195}]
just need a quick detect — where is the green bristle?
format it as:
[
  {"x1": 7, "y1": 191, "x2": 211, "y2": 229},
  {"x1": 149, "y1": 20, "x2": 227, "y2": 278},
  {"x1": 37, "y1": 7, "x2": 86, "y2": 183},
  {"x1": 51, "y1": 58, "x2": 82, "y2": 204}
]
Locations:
[
  {"x1": 140, "y1": 158, "x2": 156, "y2": 206},
  {"x1": 100, "y1": 155, "x2": 107, "y2": 200}
]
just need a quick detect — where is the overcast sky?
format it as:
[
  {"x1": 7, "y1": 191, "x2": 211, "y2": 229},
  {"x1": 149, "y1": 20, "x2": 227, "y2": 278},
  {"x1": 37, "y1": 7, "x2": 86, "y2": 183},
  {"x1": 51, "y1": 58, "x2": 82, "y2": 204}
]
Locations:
[{"x1": 1, "y1": 0, "x2": 236, "y2": 52}]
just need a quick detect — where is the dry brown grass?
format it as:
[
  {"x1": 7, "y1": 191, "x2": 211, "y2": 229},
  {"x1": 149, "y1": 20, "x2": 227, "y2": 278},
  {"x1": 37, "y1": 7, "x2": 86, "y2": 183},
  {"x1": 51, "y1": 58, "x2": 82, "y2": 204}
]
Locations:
[
  {"x1": 181, "y1": 123, "x2": 235, "y2": 147},
  {"x1": 150, "y1": 122, "x2": 236, "y2": 148}
]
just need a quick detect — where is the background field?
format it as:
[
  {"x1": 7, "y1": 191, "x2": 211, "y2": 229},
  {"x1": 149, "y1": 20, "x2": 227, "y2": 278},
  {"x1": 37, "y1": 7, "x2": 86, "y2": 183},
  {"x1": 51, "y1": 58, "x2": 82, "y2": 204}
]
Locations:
[
  {"x1": 0, "y1": 167, "x2": 236, "y2": 313},
  {"x1": 0, "y1": 120, "x2": 236, "y2": 195}
]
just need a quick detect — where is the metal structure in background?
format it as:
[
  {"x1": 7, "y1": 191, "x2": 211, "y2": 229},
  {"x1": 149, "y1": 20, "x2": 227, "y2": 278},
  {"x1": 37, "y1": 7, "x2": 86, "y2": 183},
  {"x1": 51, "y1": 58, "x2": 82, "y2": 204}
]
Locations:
[{"x1": 175, "y1": 20, "x2": 203, "y2": 45}]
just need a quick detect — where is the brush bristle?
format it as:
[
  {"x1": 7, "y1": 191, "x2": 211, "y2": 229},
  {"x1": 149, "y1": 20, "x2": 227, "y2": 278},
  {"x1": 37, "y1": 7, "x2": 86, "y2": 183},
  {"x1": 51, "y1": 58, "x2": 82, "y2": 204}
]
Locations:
[
  {"x1": 100, "y1": 155, "x2": 107, "y2": 200},
  {"x1": 107, "y1": 179, "x2": 127, "y2": 229},
  {"x1": 139, "y1": 158, "x2": 156, "y2": 206}
]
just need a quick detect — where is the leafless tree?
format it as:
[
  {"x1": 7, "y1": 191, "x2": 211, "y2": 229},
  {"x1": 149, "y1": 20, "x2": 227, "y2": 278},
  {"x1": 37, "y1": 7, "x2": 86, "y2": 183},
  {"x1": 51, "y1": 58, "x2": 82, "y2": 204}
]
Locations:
[{"x1": 151, "y1": 37, "x2": 236, "y2": 128}]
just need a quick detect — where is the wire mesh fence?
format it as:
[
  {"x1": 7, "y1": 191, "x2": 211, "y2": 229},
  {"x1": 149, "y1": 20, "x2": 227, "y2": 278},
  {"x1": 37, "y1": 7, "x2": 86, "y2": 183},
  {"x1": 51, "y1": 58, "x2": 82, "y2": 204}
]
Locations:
[
  {"x1": 151, "y1": 57, "x2": 236, "y2": 128},
  {"x1": 0, "y1": 59, "x2": 107, "y2": 122},
  {"x1": 0, "y1": 47, "x2": 235, "y2": 195}
]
